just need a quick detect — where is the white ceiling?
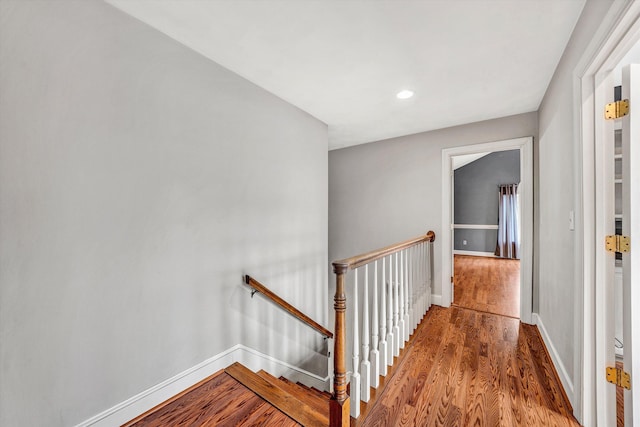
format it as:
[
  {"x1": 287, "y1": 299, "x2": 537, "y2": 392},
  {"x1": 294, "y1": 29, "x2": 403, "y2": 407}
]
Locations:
[{"x1": 106, "y1": 0, "x2": 586, "y2": 150}]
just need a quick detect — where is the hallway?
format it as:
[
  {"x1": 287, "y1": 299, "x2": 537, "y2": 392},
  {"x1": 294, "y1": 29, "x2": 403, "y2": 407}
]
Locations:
[{"x1": 360, "y1": 306, "x2": 578, "y2": 426}]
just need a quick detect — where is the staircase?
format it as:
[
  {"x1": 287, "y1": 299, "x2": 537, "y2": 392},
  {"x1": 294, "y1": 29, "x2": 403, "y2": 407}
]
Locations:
[
  {"x1": 127, "y1": 231, "x2": 436, "y2": 427},
  {"x1": 124, "y1": 362, "x2": 331, "y2": 426},
  {"x1": 225, "y1": 362, "x2": 330, "y2": 427}
]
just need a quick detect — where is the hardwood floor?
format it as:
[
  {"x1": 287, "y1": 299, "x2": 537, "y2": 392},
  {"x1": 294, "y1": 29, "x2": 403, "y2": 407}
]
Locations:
[
  {"x1": 454, "y1": 255, "x2": 520, "y2": 318},
  {"x1": 617, "y1": 361, "x2": 624, "y2": 427},
  {"x1": 360, "y1": 306, "x2": 579, "y2": 427},
  {"x1": 123, "y1": 370, "x2": 300, "y2": 427},
  {"x1": 124, "y1": 305, "x2": 579, "y2": 427}
]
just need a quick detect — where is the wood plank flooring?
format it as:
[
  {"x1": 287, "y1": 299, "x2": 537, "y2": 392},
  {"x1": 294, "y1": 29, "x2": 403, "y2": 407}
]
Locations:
[
  {"x1": 617, "y1": 360, "x2": 624, "y2": 427},
  {"x1": 124, "y1": 304, "x2": 579, "y2": 427},
  {"x1": 454, "y1": 255, "x2": 520, "y2": 318},
  {"x1": 360, "y1": 306, "x2": 579, "y2": 427},
  {"x1": 123, "y1": 370, "x2": 300, "y2": 427}
]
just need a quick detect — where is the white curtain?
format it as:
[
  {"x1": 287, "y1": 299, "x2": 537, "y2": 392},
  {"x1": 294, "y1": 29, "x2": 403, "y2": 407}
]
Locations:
[{"x1": 495, "y1": 184, "x2": 519, "y2": 259}]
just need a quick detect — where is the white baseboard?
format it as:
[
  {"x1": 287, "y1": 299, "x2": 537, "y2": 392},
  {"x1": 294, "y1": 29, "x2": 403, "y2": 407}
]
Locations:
[
  {"x1": 431, "y1": 294, "x2": 442, "y2": 306},
  {"x1": 453, "y1": 250, "x2": 497, "y2": 258},
  {"x1": 533, "y1": 313, "x2": 575, "y2": 406},
  {"x1": 75, "y1": 345, "x2": 329, "y2": 427}
]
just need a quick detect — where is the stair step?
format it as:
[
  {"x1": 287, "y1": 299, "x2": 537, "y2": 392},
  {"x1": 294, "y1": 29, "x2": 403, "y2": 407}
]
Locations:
[
  {"x1": 296, "y1": 381, "x2": 331, "y2": 399},
  {"x1": 311, "y1": 386, "x2": 332, "y2": 400},
  {"x1": 278, "y1": 376, "x2": 312, "y2": 394},
  {"x1": 293, "y1": 380, "x2": 314, "y2": 393},
  {"x1": 257, "y1": 372, "x2": 329, "y2": 417},
  {"x1": 225, "y1": 363, "x2": 328, "y2": 427},
  {"x1": 290, "y1": 378, "x2": 311, "y2": 390},
  {"x1": 289, "y1": 379, "x2": 330, "y2": 400}
]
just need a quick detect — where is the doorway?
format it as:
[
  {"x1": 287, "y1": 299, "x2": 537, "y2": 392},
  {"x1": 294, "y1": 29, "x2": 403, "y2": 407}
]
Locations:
[
  {"x1": 441, "y1": 136, "x2": 533, "y2": 324},
  {"x1": 451, "y1": 150, "x2": 521, "y2": 318}
]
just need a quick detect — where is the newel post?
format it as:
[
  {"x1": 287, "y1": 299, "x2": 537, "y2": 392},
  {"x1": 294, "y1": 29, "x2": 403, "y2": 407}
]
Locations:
[{"x1": 330, "y1": 262, "x2": 350, "y2": 427}]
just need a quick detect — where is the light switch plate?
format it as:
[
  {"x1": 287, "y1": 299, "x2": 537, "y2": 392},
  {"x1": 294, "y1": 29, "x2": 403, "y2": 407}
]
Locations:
[{"x1": 569, "y1": 210, "x2": 575, "y2": 231}]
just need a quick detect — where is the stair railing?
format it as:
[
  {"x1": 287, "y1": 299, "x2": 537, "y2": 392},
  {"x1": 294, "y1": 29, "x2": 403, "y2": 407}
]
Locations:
[
  {"x1": 330, "y1": 230, "x2": 435, "y2": 426},
  {"x1": 244, "y1": 275, "x2": 333, "y2": 339}
]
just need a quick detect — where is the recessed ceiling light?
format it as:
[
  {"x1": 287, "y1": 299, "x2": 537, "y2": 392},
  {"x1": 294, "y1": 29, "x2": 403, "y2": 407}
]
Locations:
[{"x1": 396, "y1": 90, "x2": 414, "y2": 99}]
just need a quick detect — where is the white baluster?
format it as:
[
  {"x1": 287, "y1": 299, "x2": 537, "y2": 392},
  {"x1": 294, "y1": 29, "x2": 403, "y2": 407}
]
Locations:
[
  {"x1": 351, "y1": 269, "x2": 361, "y2": 418},
  {"x1": 422, "y1": 242, "x2": 427, "y2": 315},
  {"x1": 370, "y1": 261, "x2": 380, "y2": 387},
  {"x1": 387, "y1": 255, "x2": 394, "y2": 365},
  {"x1": 414, "y1": 246, "x2": 419, "y2": 329},
  {"x1": 407, "y1": 246, "x2": 418, "y2": 334},
  {"x1": 399, "y1": 251, "x2": 406, "y2": 349},
  {"x1": 425, "y1": 242, "x2": 429, "y2": 311},
  {"x1": 410, "y1": 246, "x2": 416, "y2": 332},
  {"x1": 420, "y1": 243, "x2": 425, "y2": 318},
  {"x1": 422, "y1": 244, "x2": 426, "y2": 314},
  {"x1": 379, "y1": 257, "x2": 388, "y2": 375},
  {"x1": 416, "y1": 244, "x2": 422, "y2": 321},
  {"x1": 428, "y1": 241, "x2": 433, "y2": 309},
  {"x1": 403, "y1": 249, "x2": 410, "y2": 342},
  {"x1": 418, "y1": 246, "x2": 422, "y2": 321},
  {"x1": 415, "y1": 248, "x2": 419, "y2": 323},
  {"x1": 393, "y1": 252, "x2": 400, "y2": 356},
  {"x1": 361, "y1": 265, "x2": 371, "y2": 402}
]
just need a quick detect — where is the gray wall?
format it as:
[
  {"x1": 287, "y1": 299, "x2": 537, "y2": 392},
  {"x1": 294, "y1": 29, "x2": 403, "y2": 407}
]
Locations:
[
  {"x1": 329, "y1": 112, "x2": 538, "y2": 303},
  {"x1": 454, "y1": 228, "x2": 497, "y2": 253},
  {"x1": 454, "y1": 150, "x2": 520, "y2": 252},
  {"x1": 0, "y1": 2, "x2": 328, "y2": 426},
  {"x1": 537, "y1": 0, "x2": 616, "y2": 414}
]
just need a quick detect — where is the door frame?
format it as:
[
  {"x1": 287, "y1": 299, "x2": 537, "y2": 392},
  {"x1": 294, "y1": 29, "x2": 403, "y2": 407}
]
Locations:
[
  {"x1": 441, "y1": 136, "x2": 534, "y2": 324},
  {"x1": 576, "y1": 1, "x2": 640, "y2": 424}
]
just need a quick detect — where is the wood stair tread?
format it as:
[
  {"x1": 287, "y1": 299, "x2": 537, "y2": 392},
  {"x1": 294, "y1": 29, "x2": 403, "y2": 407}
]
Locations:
[
  {"x1": 259, "y1": 371, "x2": 329, "y2": 417},
  {"x1": 311, "y1": 387, "x2": 332, "y2": 399},
  {"x1": 290, "y1": 379, "x2": 315, "y2": 394},
  {"x1": 225, "y1": 362, "x2": 328, "y2": 427},
  {"x1": 287, "y1": 379, "x2": 331, "y2": 400},
  {"x1": 291, "y1": 380, "x2": 331, "y2": 400}
]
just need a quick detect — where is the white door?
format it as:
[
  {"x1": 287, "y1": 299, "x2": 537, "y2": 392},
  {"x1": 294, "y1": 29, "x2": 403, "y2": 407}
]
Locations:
[
  {"x1": 596, "y1": 64, "x2": 640, "y2": 427},
  {"x1": 620, "y1": 64, "x2": 640, "y2": 425}
]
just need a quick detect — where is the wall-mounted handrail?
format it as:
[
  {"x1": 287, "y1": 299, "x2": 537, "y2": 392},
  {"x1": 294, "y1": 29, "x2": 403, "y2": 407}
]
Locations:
[
  {"x1": 244, "y1": 275, "x2": 333, "y2": 339},
  {"x1": 329, "y1": 230, "x2": 436, "y2": 426}
]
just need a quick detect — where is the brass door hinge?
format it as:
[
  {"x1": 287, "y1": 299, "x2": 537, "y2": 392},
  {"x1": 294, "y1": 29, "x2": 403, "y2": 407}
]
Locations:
[
  {"x1": 607, "y1": 366, "x2": 631, "y2": 390},
  {"x1": 605, "y1": 99, "x2": 629, "y2": 120},
  {"x1": 605, "y1": 235, "x2": 631, "y2": 253}
]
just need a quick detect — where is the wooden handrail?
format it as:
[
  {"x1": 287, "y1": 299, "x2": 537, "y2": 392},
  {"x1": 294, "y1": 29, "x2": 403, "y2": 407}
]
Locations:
[
  {"x1": 244, "y1": 275, "x2": 333, "y2": 339},
  {"x1": 329, "y1": 230, "x2": 436, "y2": 426},
  {"x1": 332, "y1": 230, "x2": 435, "y2": 271}
]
